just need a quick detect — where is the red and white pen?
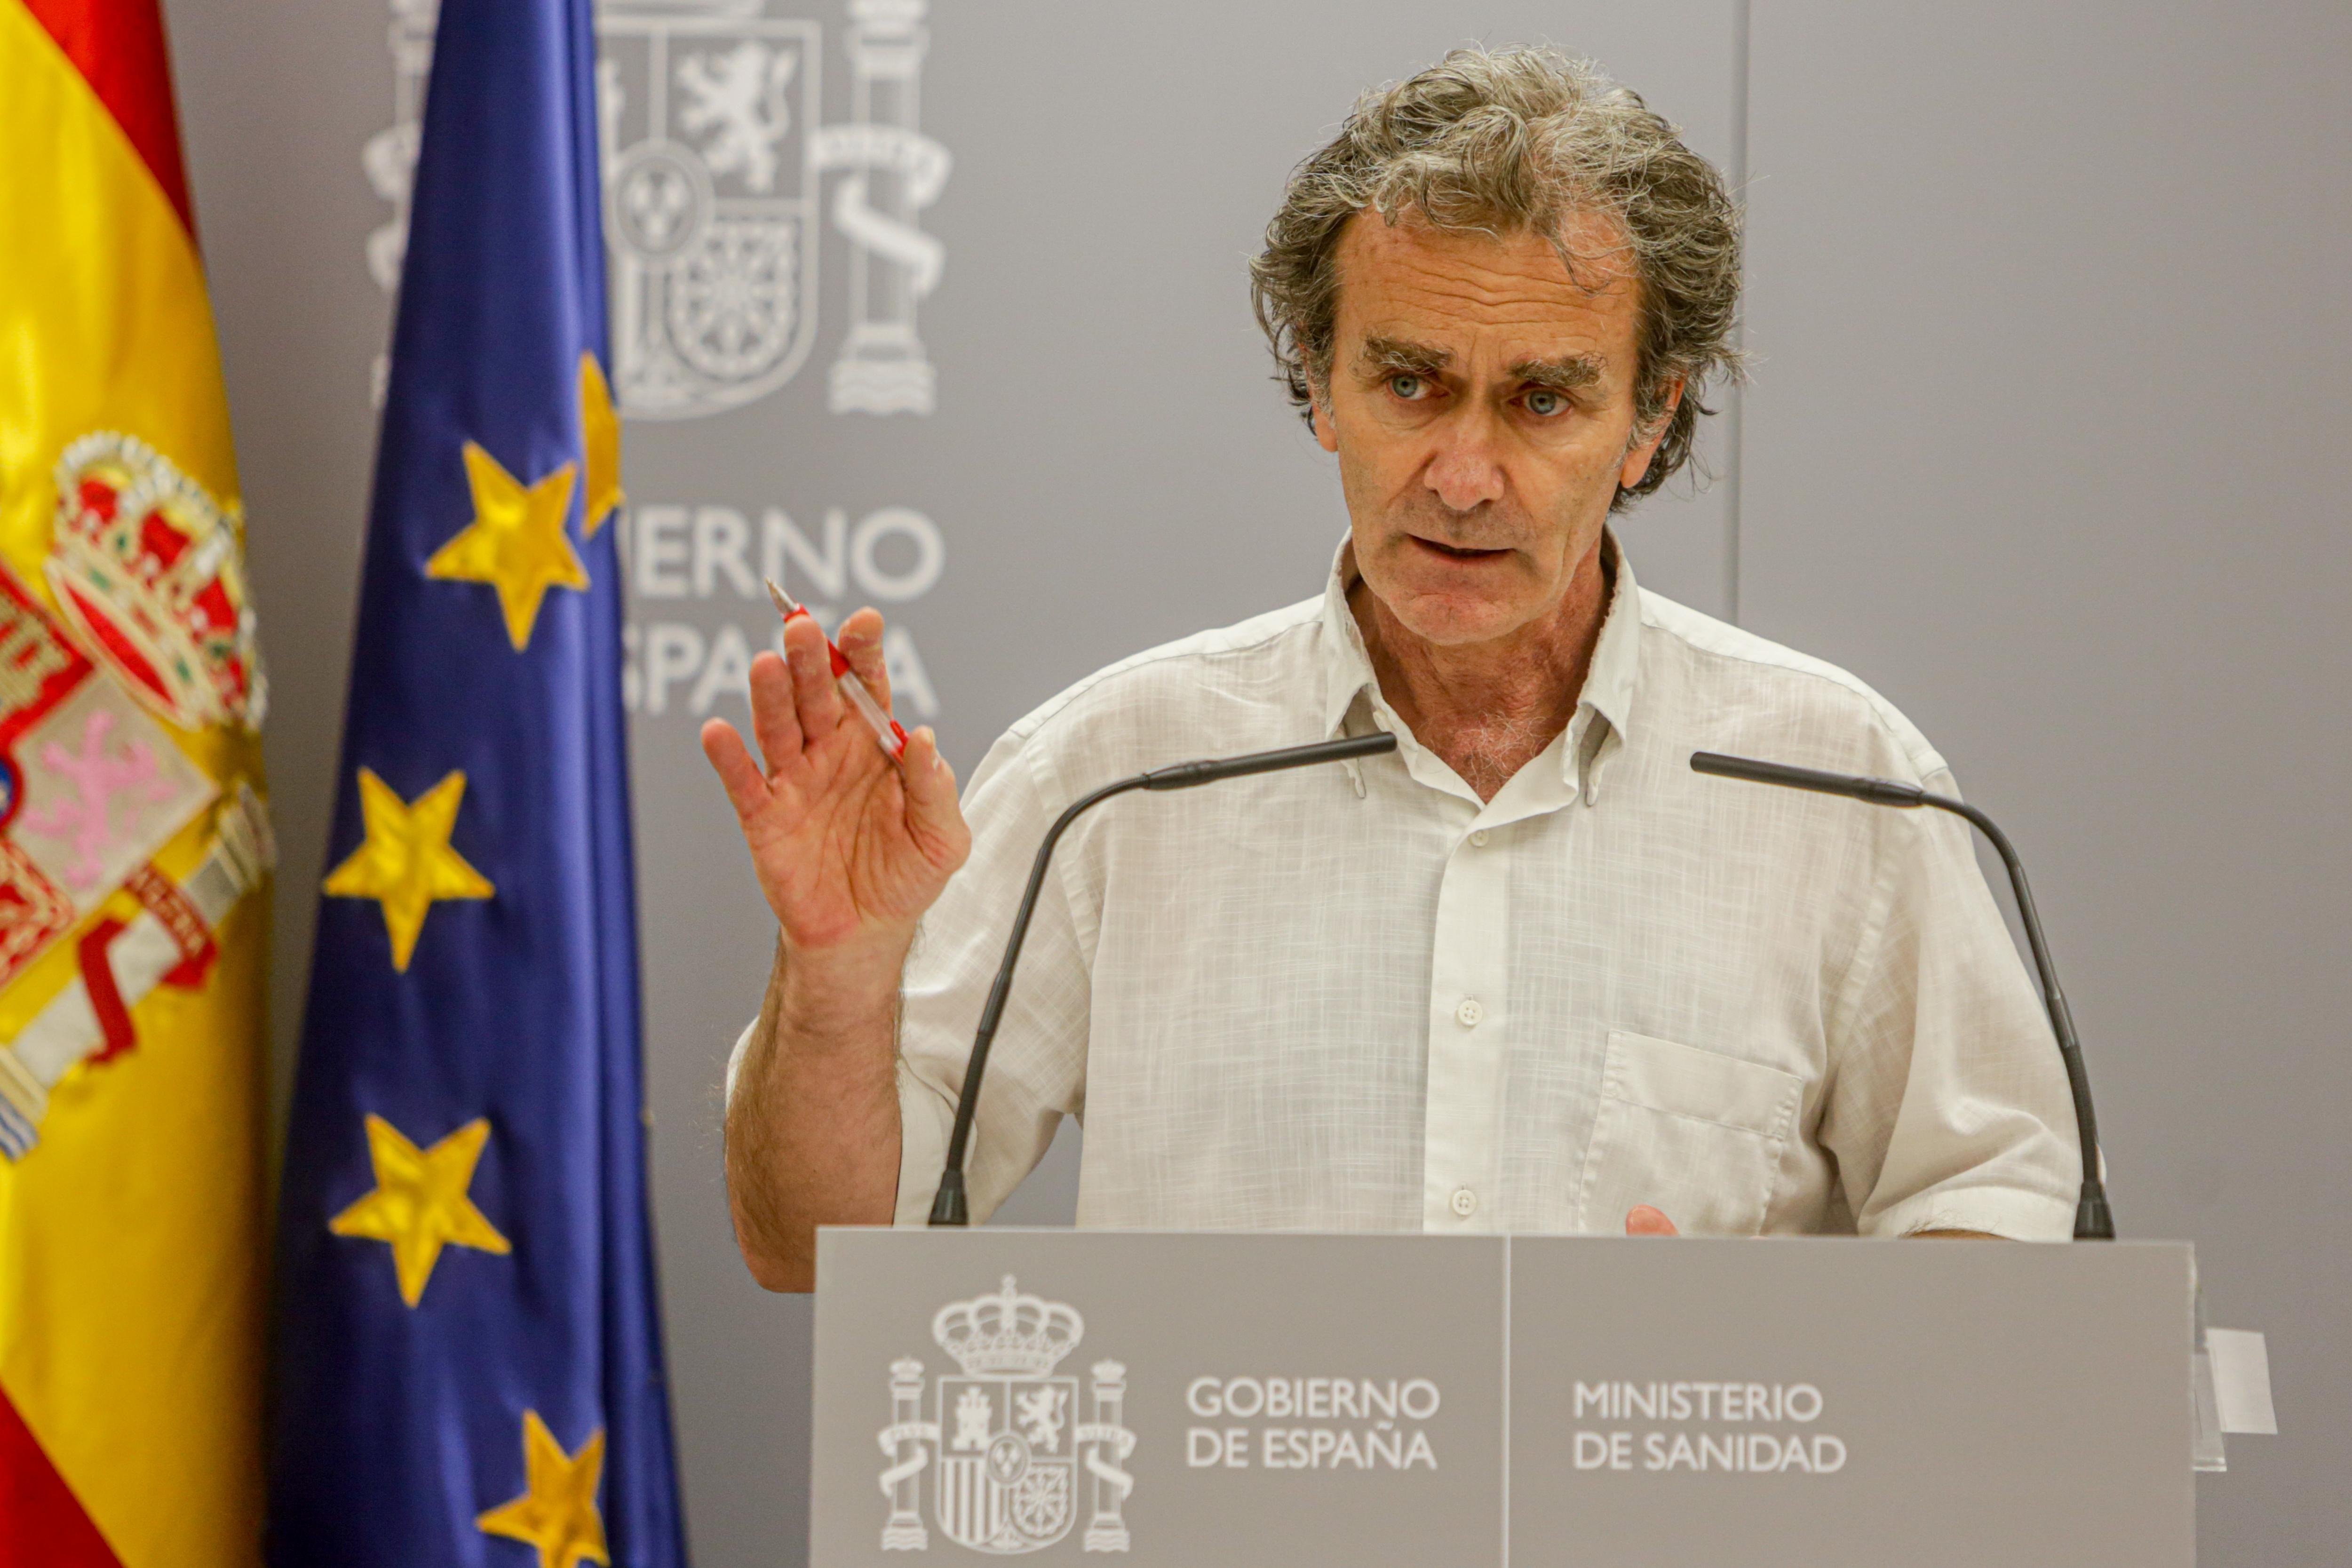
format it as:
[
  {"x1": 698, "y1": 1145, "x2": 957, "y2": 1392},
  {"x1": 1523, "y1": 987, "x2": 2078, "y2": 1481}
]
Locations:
[{"x1": 764, "y1": 578, "x2": 908, "y2": 762}]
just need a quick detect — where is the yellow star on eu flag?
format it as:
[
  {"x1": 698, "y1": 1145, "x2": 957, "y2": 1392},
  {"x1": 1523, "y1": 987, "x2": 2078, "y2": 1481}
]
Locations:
[
  {"x1": 477, "y1": 1410, "x2": 610, "y2": 1568},
  {"x1": 322, "y1": 768, "x2": 495, "y2": 971},
  {"x1": 328, "y1": 1114, "x2": 511, "y2": 1307},
  {"x1": 579, "y1": 352, "x2": 622, "y2": 538},
  {"x1": 427, "y1": 441, "x2": 588, "y2": 650}
]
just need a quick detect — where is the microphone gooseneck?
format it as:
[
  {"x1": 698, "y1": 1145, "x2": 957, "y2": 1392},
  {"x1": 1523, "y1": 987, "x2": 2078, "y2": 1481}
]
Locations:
[
  {"x1": 1688, "y1": 751, "x2": 2114, "y2": 1241},
  {"x1": 928, "y1": 732, "x2": 1400, "y2": 1225}
]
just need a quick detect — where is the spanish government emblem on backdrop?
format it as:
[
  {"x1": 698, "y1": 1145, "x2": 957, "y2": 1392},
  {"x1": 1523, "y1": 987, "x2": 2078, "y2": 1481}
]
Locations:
[
  {"x1": 0, "y1": 0, "x2": 275, "y2": 1563},
  {"x1": 367, "y1": 0, "x2": 953, "y2": 420}
]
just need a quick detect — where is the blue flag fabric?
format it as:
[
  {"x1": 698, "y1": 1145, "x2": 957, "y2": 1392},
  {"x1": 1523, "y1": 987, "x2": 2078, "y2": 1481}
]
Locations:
[{"x1": 266, "y1": 0, "x2": 687, "y2": 1561}]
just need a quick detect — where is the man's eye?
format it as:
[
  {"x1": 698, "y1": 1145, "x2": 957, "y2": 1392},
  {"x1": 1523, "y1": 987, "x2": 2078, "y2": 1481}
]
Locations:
[
  {"x1": 1388, "y1": 374, "x2": 1426, "y2": 401},
  {"x1": 1526, "y1": 389, "x2": 1566, "y2": 417}
]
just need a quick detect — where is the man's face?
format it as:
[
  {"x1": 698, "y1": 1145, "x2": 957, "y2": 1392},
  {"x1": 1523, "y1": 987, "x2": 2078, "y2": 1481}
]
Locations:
[{"x1": 1313, "y1": 210, "x2": 1676, "y2": 647}]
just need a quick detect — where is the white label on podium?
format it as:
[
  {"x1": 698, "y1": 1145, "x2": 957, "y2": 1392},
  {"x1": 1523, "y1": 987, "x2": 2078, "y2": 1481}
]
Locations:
[{"x1": 2207, "y1": 1328, "x2": 2278, "y2": 1435}]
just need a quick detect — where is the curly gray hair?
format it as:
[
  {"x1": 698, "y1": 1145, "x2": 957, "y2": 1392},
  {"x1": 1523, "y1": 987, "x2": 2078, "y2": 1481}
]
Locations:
[{"x1": 1249, "y1": 47, "x2": 1744, "y2": 509}]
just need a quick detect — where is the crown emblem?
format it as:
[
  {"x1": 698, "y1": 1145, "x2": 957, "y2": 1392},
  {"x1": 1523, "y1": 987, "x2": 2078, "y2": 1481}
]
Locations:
[
  {"x1": 47, "y1": 431, "x2": 267, "y2": 733},
  {"x1": 930, "y1": 1275, "x2": 1084, "y2": 1377}
]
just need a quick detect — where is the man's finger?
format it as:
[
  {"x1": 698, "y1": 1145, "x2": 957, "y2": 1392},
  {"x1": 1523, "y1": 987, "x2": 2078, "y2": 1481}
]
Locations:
[
  {"x1": 898, "y1": 726, "x2": 962, "y2": 855},
  {"x1": 836, "y1": 607, "x2": 891, "y2": 710},
  {"x1": 1625, "y1": 1204, "x2": 1679, "y2": 1237},
  {"x1": 746, "y1": 651, "x2": 803, "y2": 777},
  {"x1": 783, "y1": 613, "x2": 843, "y2": 737},
  {"x1": 700, "y1": 718, "x2": 773, "y2": 820}
]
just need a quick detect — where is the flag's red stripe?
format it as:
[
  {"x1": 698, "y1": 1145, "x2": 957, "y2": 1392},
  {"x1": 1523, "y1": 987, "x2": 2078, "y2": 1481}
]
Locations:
[
  {"x1": 0, "y1": 1388, "x2": 124, "y2": 1568},
  {"x1": 18, "y1": 0, "x2": 195, "y2": 234}
]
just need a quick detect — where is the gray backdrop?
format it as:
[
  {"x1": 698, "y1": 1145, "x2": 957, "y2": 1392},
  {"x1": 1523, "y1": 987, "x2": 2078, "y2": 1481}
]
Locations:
[{"x1": 157, "y1": 0, "x2": 2344, "y2": 1560}]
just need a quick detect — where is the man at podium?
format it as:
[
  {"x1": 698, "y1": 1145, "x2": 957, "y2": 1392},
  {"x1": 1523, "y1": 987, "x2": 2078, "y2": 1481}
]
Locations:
[{"x1": 703, "y1": 47, "x2": 2080, "y2": 1292}]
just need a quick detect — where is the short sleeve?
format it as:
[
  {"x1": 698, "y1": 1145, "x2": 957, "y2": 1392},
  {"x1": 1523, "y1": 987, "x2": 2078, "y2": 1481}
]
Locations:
[
  {"x1": 891, "y1": 727, "x2": 1092, "y2": 1224},
  {"x1": 1819, "y1": 772, "x2": 2082, "y2": 1241}
]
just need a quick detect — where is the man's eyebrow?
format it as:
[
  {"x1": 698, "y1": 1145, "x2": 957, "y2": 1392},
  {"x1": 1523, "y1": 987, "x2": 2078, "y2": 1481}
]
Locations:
[
  {"x1": 1357, "y1": 336, "x2": 1451, "y2": 377},
  {"x1": 1510, "y1": 354, "x2": 1604, "y2": 393}
]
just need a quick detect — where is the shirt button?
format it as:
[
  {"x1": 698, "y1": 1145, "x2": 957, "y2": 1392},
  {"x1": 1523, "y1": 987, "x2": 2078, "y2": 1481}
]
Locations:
[
  {"x1": 1455, "y1": 998, "x2": 1484, "y2": 1027},
  {"x1": 1469, "y1": 829, "x2": 1490, "y2": 847},
  {"x1": 1451, "y1": 1187, "x2": 1479, "y2": 1218}
]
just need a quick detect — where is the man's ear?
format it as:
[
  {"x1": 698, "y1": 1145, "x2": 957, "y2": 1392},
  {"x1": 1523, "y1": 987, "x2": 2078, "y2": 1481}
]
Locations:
[
  {"x1": 1617, "y1": 377, "x2": 1684, "y2": 489},
  {"x1": 1310, "y1": 382, "x2": 1339, "y2": 454}
]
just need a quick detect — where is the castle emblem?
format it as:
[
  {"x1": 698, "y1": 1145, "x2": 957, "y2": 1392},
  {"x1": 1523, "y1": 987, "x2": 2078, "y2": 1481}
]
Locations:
[
  {"x1": 878, "y1": 1276, "x2": 1137, "y2": 1554},
  {"x1": 368, "y1": 0, "x2": 952, "y2": 419}
]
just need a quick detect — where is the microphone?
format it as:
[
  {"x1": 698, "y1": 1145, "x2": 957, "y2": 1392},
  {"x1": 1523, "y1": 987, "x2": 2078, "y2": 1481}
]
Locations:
[
  {"x1": 928, "y1": 731, "x2": 1400, "y2": 1225},
  {"x1": 1688, "y1": 751, "x2": 2114, "y2": 1241}
]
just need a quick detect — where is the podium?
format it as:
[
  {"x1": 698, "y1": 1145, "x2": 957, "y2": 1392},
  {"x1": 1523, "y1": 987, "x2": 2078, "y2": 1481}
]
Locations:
[{"x1": 811, "y1": 1229, "x2": 2195, "y2": 1566}]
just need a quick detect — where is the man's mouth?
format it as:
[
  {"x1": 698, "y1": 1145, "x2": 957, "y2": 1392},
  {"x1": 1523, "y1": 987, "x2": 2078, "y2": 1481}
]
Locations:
[{"x1": 1408, "y1": 535, "x2": 1510, "y2": 562}]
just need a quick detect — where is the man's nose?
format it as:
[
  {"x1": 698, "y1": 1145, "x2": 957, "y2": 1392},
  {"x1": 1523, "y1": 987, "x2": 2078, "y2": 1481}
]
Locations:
[{"x1": 1422, "y1": 407, "x2": 1509, "y2": 513}]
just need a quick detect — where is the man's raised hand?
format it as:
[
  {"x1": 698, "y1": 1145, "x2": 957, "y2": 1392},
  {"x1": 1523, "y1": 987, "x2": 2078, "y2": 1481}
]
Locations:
[{"x1": 700, "y1": 607, "x2": 970, "y2": 978}]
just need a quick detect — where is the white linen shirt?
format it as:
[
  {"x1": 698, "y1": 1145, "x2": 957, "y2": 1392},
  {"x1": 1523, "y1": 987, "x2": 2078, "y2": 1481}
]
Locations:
[{"x1": 859, "y1": 537, "x2": 2080, "y2": 1238}]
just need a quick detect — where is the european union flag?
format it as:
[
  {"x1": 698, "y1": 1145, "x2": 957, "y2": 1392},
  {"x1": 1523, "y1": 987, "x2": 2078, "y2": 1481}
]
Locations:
[{"x1": 267, "y1": 0, "x2": 687, "y2": 1561}]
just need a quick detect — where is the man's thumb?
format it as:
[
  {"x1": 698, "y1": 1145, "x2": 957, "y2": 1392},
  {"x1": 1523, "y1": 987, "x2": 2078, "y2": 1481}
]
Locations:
[{"x1": 1625, "y1": 1204, "x2": 1679, "y2": 1237}]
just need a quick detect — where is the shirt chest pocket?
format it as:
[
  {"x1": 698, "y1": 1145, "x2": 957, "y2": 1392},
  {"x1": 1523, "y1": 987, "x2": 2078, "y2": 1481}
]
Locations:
[{"x1": 1573, "y1": 1032, "x2": 1804, "y2": 1238}]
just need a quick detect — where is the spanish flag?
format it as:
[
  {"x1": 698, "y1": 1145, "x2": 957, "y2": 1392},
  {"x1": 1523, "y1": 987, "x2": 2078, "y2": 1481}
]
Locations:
[{"x1": 0, "y1": 0, "x2": 273, "y2": 1564}]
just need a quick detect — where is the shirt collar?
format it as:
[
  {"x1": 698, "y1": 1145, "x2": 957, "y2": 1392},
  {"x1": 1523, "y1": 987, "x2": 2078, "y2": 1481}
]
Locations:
[
  {"x1": 1577, "y1": 531, "x2": 1642, "y2": 763},
  {"x1": 1317, "y1": 530, "x2": 1644, "y2": 797}
]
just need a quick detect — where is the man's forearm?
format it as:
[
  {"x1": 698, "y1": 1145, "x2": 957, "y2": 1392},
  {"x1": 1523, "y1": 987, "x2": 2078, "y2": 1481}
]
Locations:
[{"x1": 724, "y1": 937, "x2": 906, "y2": 1292}]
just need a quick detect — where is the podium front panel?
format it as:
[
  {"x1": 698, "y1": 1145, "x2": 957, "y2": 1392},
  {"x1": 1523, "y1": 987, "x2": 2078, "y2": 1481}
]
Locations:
[
  {"x1": 814, "y1": 1228, "x2": 1508, "y2": 1566},
  {"x1": 812, "y1": 1230, "x2": 2192, "y2": 1566},
  {"x1": 1509, "y1": 1237, "x2": 2194, "y2": 1567}
]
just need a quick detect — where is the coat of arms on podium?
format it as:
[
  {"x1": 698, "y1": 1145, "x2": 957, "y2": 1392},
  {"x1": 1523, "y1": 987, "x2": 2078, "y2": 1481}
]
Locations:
[{"x1": 878, "y1": 1276, "x2": 1137, "y2": 1554}]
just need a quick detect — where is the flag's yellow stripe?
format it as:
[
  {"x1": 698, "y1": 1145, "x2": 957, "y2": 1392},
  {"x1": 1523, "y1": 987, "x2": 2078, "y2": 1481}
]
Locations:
[
  {"x1": 0, "y1": 0, "x2": 238, "y2": 568},
  {"x1": 0, "y1": 3, "x2": 266, "y2": 1566}
]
